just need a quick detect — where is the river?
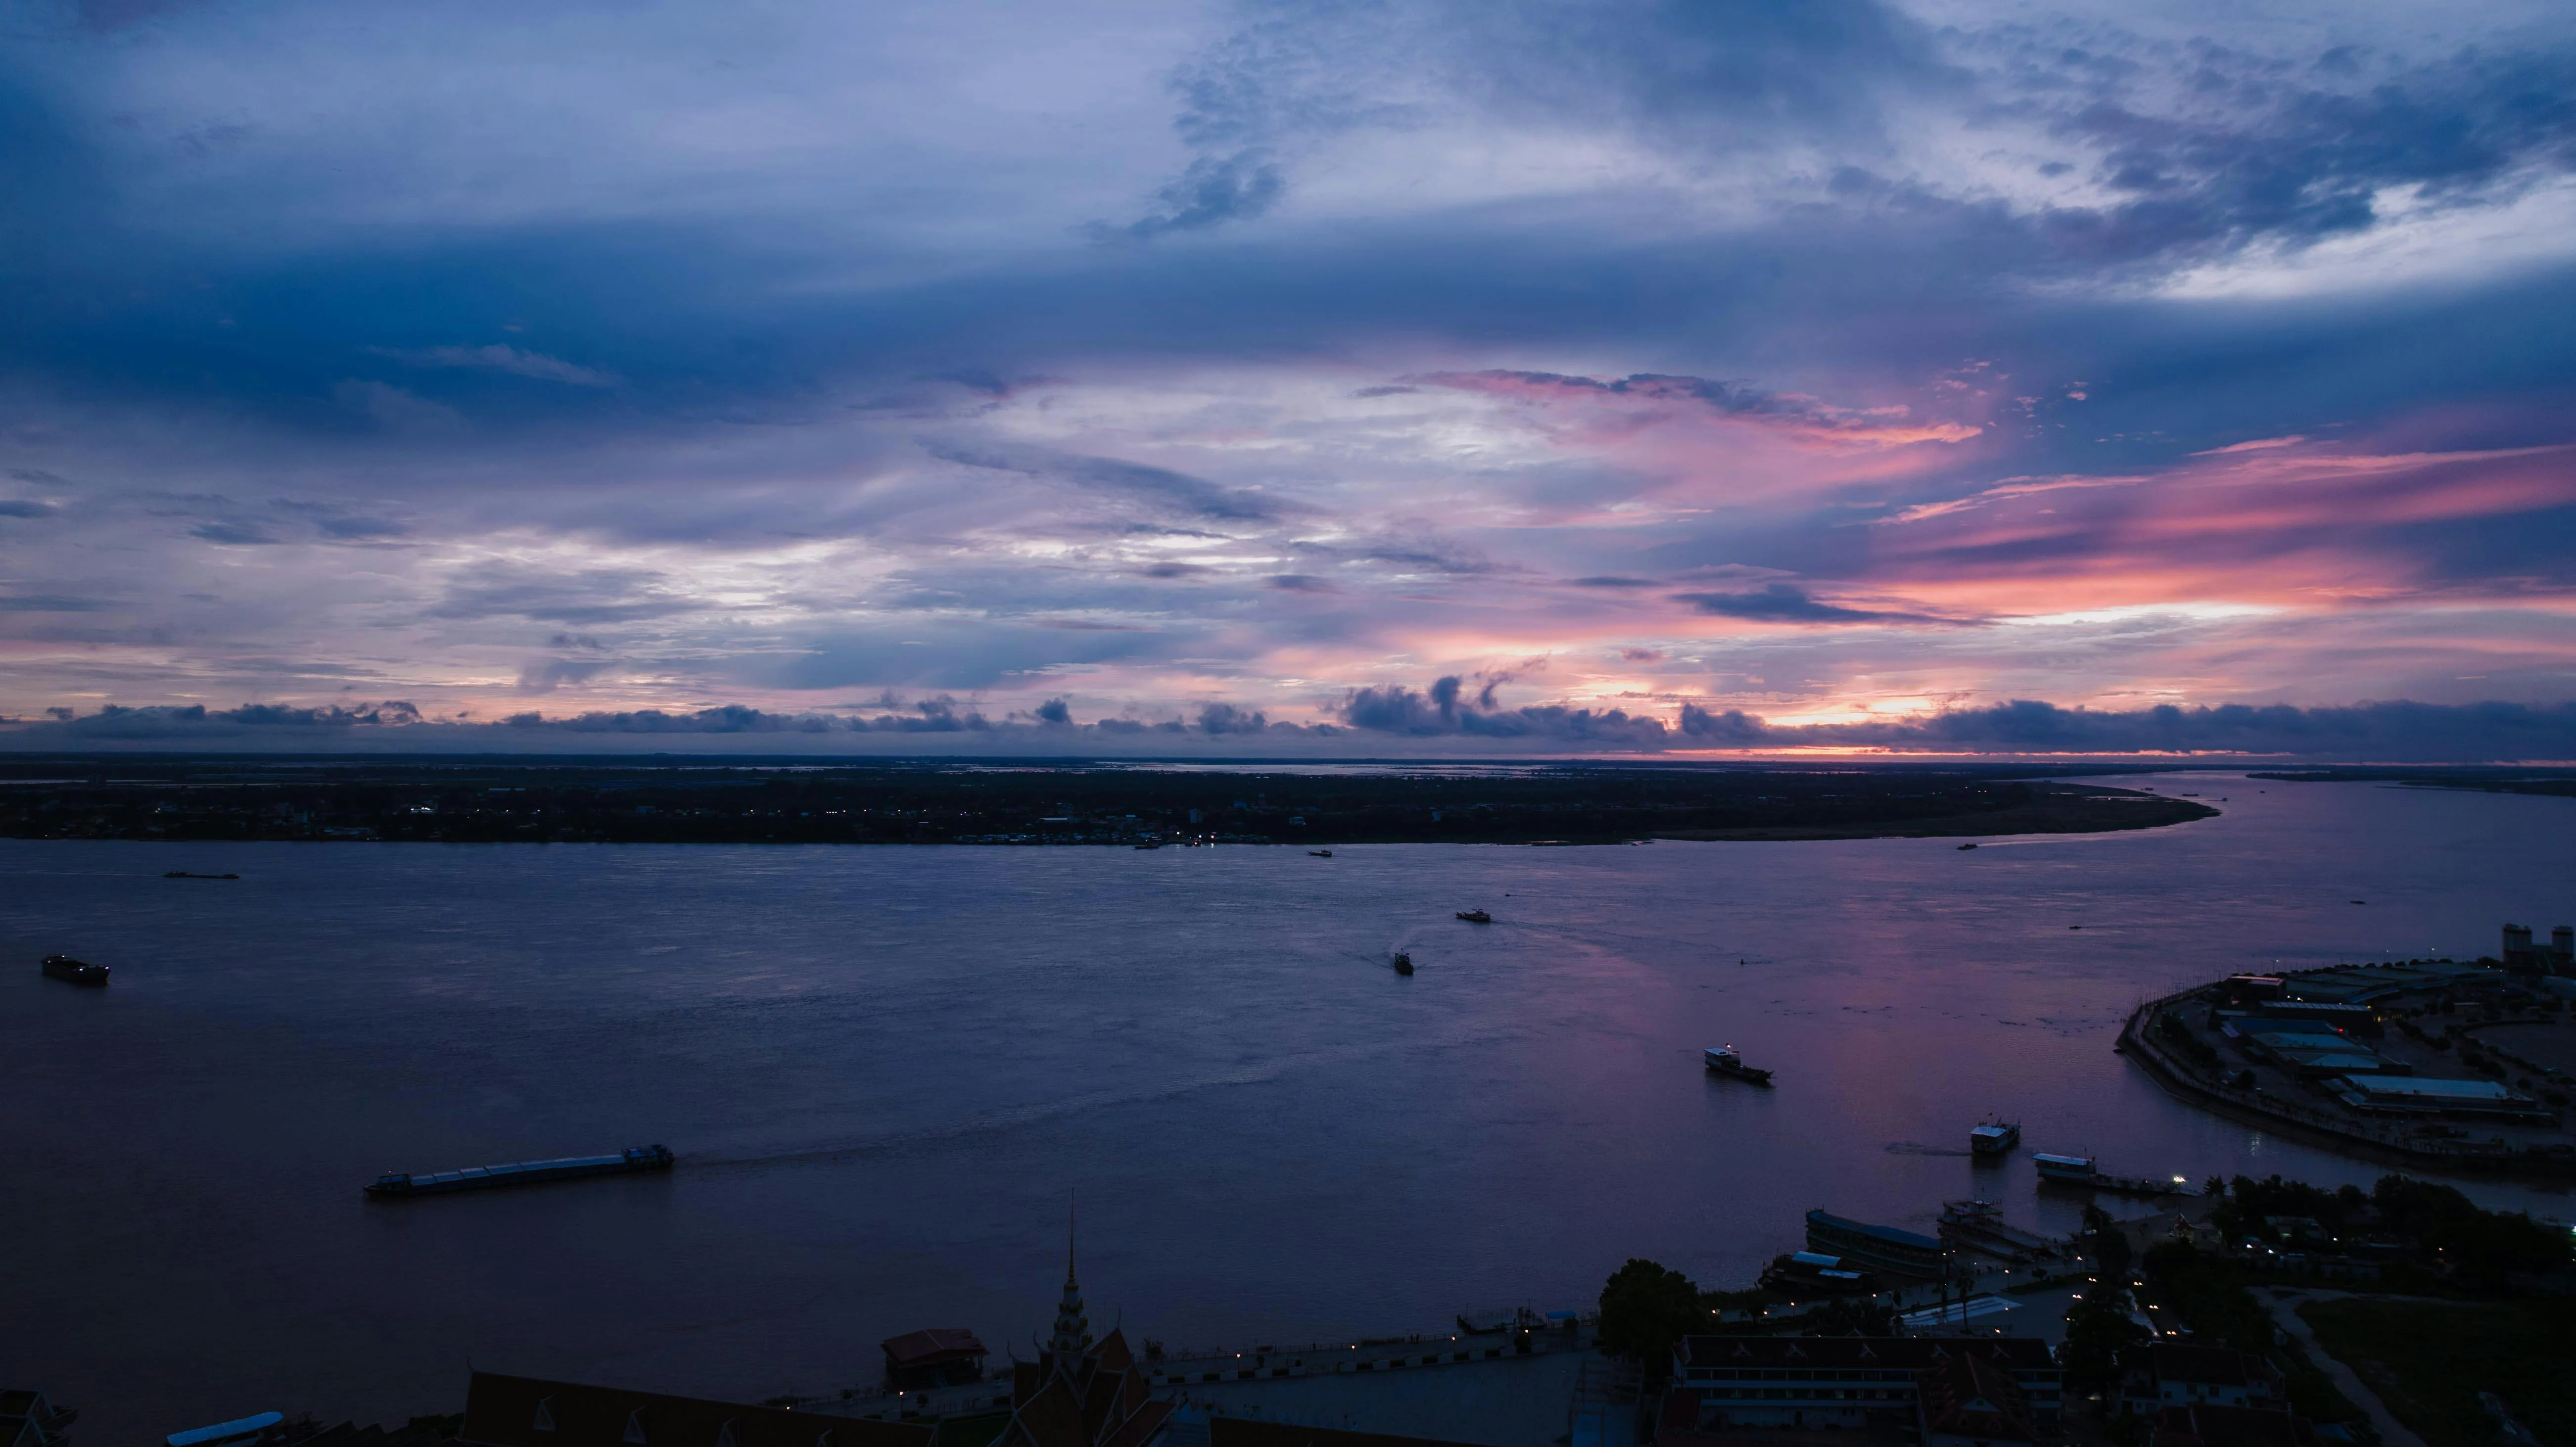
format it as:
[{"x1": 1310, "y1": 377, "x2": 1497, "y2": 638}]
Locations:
[{"x1": 4, "y1": 771, "x2": 2571, "y2": 1441}]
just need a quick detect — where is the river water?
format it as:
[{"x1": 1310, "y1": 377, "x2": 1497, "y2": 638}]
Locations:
[{"x1": 5, "y1": 772, "x2": 2572, "y2": 1441}]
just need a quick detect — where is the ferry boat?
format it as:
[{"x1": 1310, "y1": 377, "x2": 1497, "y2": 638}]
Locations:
[
  {"x1": 1391, "y1": 950, "x2": 1414, "y2": 976},
  {"x1": 1704, "y1": 1045, "x2": 1773, "y2": 1086},
  {"x1": 2032, "y1": 1152, "x2": 2096, "y2": 1184},
  {"x1": 40, "y1": 954, "x2": 110, "y2": 986},
  {"x1": 1455, "y1": 909, "x2": 1492, "y2": 923},
  {"x1": 1969, "y1": 1118, "x2": 2021, "y2": 1156},
  {"x1": 2032, "y1": 1152, "x2": 2180, "y2": 1196},
  {"x1": 365, "y1": 1144, "x2": 673, "y2": 1198}
]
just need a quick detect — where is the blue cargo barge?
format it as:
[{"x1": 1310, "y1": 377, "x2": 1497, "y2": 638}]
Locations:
[{"x1": 365, "y1": 1144, "x2": 673, "y2": 1198}]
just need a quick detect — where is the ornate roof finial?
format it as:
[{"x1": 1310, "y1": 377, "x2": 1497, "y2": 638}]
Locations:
[{"x1": 1048, "y1": 1190, "x2": 1090, "y2": 1357}]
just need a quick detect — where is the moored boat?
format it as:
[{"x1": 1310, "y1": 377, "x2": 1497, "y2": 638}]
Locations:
[
  {"x1": 1803, "y1": 1209, "x2": 1946, "y2": 1278},
  {"x1": 1704, "y1": 1044, "x2": 1773, "y2": 1086},
  {"x1": 41, "y1": 954, "x2": 110, "y2": 986},
  {"x1": 1969, "y1": 1118, "x2": 2021, "y2": 1156},
  {"x1": 365, "y1": 1144, "x2": 673, "y2": 1198},
  {"x1": 2033, "y1": 1151, "x2": 2180, "y2": 1196}
]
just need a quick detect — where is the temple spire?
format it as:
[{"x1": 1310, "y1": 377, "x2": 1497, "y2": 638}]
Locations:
[{"x1": 1048, "y1": 1193, "x2": 1090, "y2": 1357}]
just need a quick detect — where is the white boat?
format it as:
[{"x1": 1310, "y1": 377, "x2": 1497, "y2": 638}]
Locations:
[{"x1": 1969, "y1": 1118, "x2": 2021, "y2": 1156}]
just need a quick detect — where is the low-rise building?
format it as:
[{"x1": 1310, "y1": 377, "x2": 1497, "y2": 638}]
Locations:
[
  {"x1": 2123, "y1": 1345, "x2": 2281, "y2": 1413},
  {"x1": 2150, "y1": 1404, "x2": 2319, "y2": 1447},
  {"x1": 1661, "y1": 1336, "x2": 2062, "y2": 1440},
  {"x1": 2332, "y1": 1075, "x2": 2551, "y2": 1120}
]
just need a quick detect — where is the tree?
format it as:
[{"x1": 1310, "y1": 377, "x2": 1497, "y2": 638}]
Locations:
[
  {"x1": 2061, "y1": 1279, "x2": 2150, "y2": 1402},
  {"x1": 1599, "y1": 1258, "x2": 1701, "y2": 1378},
  {"x1": 1802, "y1": 1296, "x2": 1896, "y2": 1336},
  {"x1": 2085, "y1": 1204, "x2": 2133, "y2": 1279}
]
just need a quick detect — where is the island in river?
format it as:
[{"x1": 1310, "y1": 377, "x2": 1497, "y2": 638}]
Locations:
[{"x1": 0, "y1": 756, "x2": 2216, "y2": 846}]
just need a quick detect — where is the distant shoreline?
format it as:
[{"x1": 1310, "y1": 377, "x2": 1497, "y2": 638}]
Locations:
[
  {"x1": 1651, "y1": 784, "x2": 2217, "y2": 841},
  {"x1": 0, "y1": 768, "x2": 2217, "y2": 848}
]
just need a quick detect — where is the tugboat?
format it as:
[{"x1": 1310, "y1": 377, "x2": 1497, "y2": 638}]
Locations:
[
  {"x1": 1969, "y1": 1117, "x2": 2021, "y2": 1156},
  {"x1": 366, "y1": 1143, "x2": 674, "y2": 1199},
  {"x1": 1703, "y1": 1044, "x2": 1773, "y2": 1086},
  {"x1": 1391, "y1": 950, "x2": 1414, "y2": 976},
  {"x1": 1455, "y1": 909, "x2": 1492, "y2": 923},
  {"x1": 41, "y1": 954, "x2": 110, "y2": 986}
]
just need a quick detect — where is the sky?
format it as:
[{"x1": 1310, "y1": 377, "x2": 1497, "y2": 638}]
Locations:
[{"x1": 5, "y1": 0, "x2": 2576, "y2": 756}]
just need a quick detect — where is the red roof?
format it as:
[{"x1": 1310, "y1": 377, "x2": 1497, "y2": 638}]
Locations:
[
  {"x1": 880, "y1": 1329, "x2": 988, "y2": 1368},
  {"x1": 1917, "y1": 1354, "x2": 2036, "y2": 1444}
]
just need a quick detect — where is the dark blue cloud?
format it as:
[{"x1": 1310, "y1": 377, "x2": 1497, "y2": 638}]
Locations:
[
  {"x1": 1681, "y1": 699, "x2": 2576, "y2": 761},
  {"x1": 1675, "y1": 584, "x2": 1958, "y2": 625}
]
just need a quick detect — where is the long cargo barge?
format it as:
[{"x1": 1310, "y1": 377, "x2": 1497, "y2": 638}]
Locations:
[{"x1": 365, "y1": 1144, "x2": 673, "y2": 1198}]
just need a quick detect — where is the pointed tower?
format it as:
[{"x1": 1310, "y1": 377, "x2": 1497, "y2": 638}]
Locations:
[{"x1": 1048, "y1": 1196, "x2": 1091, "y2": 1357}]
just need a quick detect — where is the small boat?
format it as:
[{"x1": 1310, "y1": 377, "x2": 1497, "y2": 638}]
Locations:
[
  {"x1": 1391, "y1": 951, "x2": 1414, "y2": 975},
  {"x1": 365, "y1": 1144, "x2": 674, "y2": 1198},
  {"x1": 164, "y1": 871, "x2": 240, "y2": 880},
  {"x1": 1310, "y1": 849, "x2": 1333, "y2": 857},
  {"x1": 1455, "y1": 909, "x2": 1492, "y2": 923},
  {"x1": 41, "y1": 954, "x2": 110, "y2": 986},
  {"x1": 1969, "y1": 1118, "x2": 2021, "y2": 1156},
  {"x1": 1133, "y1": 841, "x2": 1161, "y2": 850},
  {"x1": 1956, "y1": 843, "x2": 1977, "y2": 850},
  {"x1": 1704, "y1": 1044, "x2": 1773, "y2": 1086}
]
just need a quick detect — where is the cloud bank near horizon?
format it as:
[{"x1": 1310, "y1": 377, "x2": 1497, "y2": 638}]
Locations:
[
  {"x1": 4, "y1": 0, "x2": 2576, "y2": 748},
  {"x1": 15, "y1": 692, "x2": 2576, "y2": 764}
]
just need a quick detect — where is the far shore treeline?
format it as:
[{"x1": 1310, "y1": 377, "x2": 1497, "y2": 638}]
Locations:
[{"x1": 0, "y1": 758, "x2": 2215, "y2": 846}]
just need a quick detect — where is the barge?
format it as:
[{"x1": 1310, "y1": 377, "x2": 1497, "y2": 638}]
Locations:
[
  {"x1": 1804, "y1": 1209, "x2": 1947, "y2": 1279},
  {"x1": 365, "y1": 1144, "x2": 673, "y2": 1198},
  {"x1": 41, "y1": 954, "x2": 110, "y2": 986}
]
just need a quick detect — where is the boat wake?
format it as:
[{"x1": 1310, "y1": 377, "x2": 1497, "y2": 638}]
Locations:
[{"x1": 1882, "y1": 1141, "x2": 1975, "y2": 1158}]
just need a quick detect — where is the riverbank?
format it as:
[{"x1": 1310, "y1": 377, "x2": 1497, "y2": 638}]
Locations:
[{"x1": 1652, "y1": 783, "x2": 2214, "y2": 841}]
